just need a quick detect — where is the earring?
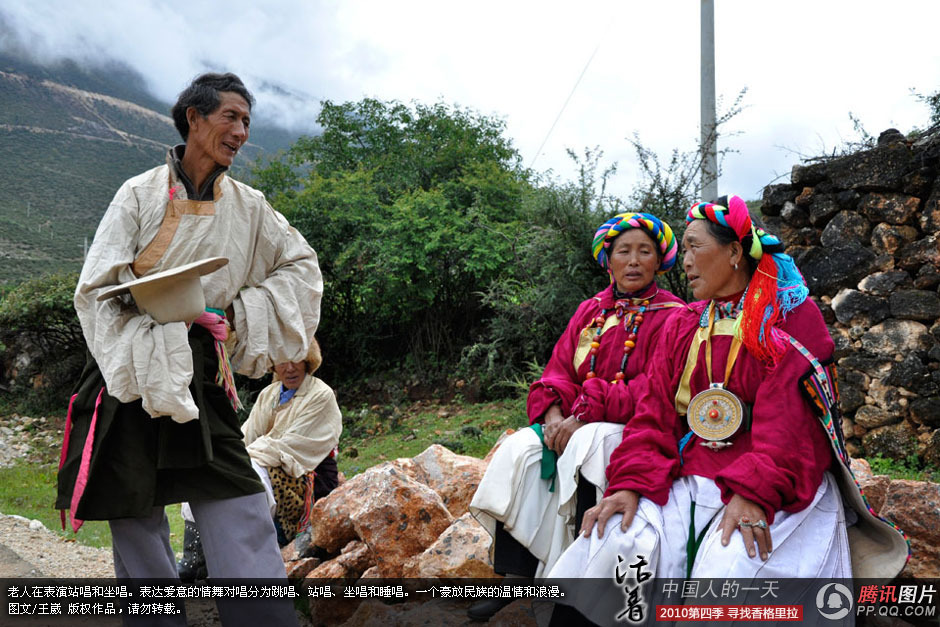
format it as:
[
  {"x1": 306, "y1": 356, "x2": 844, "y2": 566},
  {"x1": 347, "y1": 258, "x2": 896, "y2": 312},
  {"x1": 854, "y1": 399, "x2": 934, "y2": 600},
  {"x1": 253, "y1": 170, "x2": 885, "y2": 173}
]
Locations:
[{"x1": 734, "y1": 262, "x2": 739, "y2": 270}]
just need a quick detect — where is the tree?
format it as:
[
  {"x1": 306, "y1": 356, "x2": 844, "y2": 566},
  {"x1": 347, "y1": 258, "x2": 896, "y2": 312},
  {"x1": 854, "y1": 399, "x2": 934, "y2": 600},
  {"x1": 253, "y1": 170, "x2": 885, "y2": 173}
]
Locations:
[
  {"x1": 251, "y1": 99, "x2": 531, "y2": 383},
  {"x1": 913, "y1": 88, "x2": 940, "y2": 129},
  {"x1": 462, "y1": 148, "x2": 623, "y2": 391}
]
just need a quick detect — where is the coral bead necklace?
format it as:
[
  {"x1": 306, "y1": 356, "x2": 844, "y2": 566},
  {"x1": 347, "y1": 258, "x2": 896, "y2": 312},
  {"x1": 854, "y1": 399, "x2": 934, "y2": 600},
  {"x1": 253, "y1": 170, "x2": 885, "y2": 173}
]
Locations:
[
  {"x1": 584, "y1": 290, "x2": 683, "y2": 384},
  {"x1": 585, "y1": 298, "x2": 650, "y2": 385}
]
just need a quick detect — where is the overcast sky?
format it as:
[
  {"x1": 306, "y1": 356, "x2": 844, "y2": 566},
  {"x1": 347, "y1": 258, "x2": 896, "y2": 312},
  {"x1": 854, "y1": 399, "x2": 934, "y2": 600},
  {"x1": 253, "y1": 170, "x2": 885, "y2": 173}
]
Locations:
[{"x1": 3, "y1": 0, "x2": 940, "y2": 202}]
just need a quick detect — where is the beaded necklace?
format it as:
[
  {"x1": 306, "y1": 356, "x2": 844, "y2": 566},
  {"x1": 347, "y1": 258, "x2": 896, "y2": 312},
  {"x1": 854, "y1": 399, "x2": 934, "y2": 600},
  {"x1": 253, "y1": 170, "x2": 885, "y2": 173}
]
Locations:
[
  {"x1": 588, "y1": 299, "x2": 650, "y2": 385},
  {"x1": 698, "y1": 287, "x2": 747, "y2": 327},
  {"x1": 585, "y1": 287, "x2": 672, "y2": 384}
]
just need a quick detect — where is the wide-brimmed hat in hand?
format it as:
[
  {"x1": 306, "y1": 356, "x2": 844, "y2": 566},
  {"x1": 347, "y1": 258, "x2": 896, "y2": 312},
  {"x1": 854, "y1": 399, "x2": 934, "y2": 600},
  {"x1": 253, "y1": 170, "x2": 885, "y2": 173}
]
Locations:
[{"x1": 97, "y1": 257, "x2": 228, "y2": 324}]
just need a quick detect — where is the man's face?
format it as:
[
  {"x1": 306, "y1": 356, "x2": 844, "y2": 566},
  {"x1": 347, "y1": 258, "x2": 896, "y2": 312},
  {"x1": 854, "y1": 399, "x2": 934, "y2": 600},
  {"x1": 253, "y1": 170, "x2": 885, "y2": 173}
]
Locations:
[
  {"x1": 273, "y1": 361, "x2": 306, "y2": 390},
  {"x1": 187, "y1": 91, "x2": 251, "y2": 168}
]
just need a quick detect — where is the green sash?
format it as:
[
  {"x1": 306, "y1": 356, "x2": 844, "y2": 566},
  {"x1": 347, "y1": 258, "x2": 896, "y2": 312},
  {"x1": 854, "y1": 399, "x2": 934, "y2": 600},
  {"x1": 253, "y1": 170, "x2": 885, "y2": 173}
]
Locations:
[{"x1": 529, "y1": 423, "x2": 558, "y2": 492}]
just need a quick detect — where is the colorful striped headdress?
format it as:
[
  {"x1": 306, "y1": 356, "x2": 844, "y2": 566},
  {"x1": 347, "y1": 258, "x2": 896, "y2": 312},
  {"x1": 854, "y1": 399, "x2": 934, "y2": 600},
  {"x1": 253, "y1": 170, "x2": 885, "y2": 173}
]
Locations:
[
  {"x1": 687, "y1": 195, "x2": 809, "y2": 364},
  {"x1": 592, "y1": 212, "x2": 678, "y2": 275}
]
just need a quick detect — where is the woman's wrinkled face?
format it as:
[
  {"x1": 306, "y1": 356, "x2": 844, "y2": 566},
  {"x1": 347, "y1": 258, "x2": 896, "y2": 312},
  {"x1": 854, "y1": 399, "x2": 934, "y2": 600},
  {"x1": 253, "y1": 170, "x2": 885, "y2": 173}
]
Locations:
[
  {"x1": 607, "y1": 229, "x2": 661, "y2": 293},
  {"x1": 681, "y1": 220, "x2": 740, "y2": 300},
  {"x1": 273, "y1": 361, "x2": 307, "y2": 390}
]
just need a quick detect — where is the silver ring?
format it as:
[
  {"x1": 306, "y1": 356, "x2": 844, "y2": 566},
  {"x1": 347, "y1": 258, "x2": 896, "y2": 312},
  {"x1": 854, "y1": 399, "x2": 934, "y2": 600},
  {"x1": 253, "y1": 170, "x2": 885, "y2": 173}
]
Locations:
[
  {"x1": 737, "y1": 517, "x2": 751, "y2": 528},
  {"x1": 753, "y1": 520, "x2": 767, "y2": 530}
]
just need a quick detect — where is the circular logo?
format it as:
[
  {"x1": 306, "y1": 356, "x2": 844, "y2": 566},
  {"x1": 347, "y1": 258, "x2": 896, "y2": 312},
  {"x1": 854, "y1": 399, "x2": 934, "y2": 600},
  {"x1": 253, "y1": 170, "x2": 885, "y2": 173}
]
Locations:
[
  {"x1": 687, "y1": 386, "x2": 743, "y2": 441},
  {"x1": 816, "y1": 583, "x2": 853, "y2": 620}
]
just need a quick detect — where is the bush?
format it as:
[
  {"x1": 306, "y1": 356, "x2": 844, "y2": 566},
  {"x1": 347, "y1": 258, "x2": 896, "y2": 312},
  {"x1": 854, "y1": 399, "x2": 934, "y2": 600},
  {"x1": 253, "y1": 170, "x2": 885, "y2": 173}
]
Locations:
[
  {"x1": 458, "y1": 149, "x2": 624, "y2": 393},
  {"x1": 252, "y1": 98, "x2": 531, "y2": 386},
  {"x1": 0, "y1": 271, "x2": 82, "y2": 353},
  {"x1": 0, "y1": 272, "x2": 84, "y2": 412}
]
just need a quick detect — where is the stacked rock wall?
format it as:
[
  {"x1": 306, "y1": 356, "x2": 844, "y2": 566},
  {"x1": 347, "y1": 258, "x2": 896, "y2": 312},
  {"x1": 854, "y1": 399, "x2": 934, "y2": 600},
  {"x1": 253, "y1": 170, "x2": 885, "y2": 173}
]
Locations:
[{"x1": 761, "y1": 128, "x2": 940, "y2": 465}]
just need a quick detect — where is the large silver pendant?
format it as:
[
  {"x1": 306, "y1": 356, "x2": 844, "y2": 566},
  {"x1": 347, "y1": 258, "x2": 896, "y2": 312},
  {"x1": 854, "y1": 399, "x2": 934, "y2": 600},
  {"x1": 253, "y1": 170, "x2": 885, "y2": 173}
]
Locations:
[{"x1": 687, "y1": 383, "x2": 743, "y2": 443}]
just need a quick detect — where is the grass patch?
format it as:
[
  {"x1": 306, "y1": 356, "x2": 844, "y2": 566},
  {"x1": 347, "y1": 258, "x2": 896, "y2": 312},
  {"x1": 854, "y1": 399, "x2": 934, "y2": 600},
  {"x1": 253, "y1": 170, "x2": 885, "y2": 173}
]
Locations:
[
  {"x1": 337, "y1": 398, "x2": 528, "y2": 477},
  {"x1": 0, "y1": 461, "x2": 185, "y2": 556},
  {"x1": 0, "y1": 396, "x2": 531, "y2": 553},
  {"x1": 867, "y1": 453, "x2": 939, "y2": 482}
]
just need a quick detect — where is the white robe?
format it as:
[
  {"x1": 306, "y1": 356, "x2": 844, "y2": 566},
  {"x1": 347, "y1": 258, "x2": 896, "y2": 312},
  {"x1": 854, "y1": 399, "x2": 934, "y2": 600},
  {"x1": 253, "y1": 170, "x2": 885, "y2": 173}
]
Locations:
[
  {"x1": 74, "y1": 159, "x2": 322, "y2": 424},
  {"x1": 547, "y1": 473, "x2": 851, "y2": 627},
  {"x1": 469, "y1": 422, "x2": 625, "y2": 576},
  {"x1": 242, "y1": 374, "x2": 343, "y2": 479}
]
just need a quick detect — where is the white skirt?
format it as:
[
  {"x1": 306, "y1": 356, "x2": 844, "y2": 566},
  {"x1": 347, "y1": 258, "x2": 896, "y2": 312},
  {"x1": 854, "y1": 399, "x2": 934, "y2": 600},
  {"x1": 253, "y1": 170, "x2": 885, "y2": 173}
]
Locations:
[
  {"x1": 469, "y1": 423, "x2": 625, "y2": 576},
  {"x1": 548, "y1": 473, "x2": 851, "y2": 627}
]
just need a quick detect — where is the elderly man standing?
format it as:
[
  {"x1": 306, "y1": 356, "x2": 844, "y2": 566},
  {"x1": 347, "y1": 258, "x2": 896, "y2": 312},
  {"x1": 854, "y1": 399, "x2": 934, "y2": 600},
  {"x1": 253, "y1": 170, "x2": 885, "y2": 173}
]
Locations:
[{"x1": 56, "y1": 73, "x2": 319, "y2": 626}]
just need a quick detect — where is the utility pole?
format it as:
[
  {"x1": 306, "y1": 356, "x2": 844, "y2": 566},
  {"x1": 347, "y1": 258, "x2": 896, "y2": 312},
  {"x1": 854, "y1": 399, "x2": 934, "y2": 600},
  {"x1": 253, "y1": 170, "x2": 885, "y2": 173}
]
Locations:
[{"x1": 700, "y1": 0, "x2": 718, "y2": 201}]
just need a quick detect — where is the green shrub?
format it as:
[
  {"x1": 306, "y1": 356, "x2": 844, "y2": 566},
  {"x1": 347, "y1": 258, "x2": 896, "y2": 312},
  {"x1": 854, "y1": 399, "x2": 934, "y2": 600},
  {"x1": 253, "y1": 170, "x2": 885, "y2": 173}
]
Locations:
[
  {"x1": 457, "y1": 149, "x2": 626, "y2": 393},
  {"x1": 252, "y1": 98, "x2": 531, "y2": 387},
  {"x1": 0, "y1": 271, "x2": 82, "y2": 353},
  {"x1": 0, "y1": 272, "x2": 84, "y2": 412},
  {"x1": 867, "y1": 452, "x2": 937, "y2": 482}
]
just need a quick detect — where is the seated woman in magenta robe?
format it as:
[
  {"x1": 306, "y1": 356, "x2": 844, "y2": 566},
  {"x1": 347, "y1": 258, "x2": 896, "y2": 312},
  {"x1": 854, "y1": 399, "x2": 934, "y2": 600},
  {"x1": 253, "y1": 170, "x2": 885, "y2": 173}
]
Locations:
[{"x1": 469, "y1": 212, "x2": 685, "y2": 599}]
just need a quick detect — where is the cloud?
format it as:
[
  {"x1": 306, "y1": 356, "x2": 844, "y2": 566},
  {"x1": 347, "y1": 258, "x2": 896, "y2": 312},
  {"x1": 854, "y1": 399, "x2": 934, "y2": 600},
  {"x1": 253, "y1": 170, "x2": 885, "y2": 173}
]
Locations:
[
  {"x1": 0, "y1": 0, "x2": 341, "y2": 130},
  {"x1": 2, "y1": 0, "x2": 940, "y2": 201}
]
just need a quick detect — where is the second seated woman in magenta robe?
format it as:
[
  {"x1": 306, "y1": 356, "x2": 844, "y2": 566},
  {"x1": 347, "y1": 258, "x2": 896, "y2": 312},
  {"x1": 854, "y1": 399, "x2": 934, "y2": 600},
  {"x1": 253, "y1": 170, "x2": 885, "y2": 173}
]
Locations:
[{"x1": 547, "y1": 195, "x2": 908, "y2": 627}]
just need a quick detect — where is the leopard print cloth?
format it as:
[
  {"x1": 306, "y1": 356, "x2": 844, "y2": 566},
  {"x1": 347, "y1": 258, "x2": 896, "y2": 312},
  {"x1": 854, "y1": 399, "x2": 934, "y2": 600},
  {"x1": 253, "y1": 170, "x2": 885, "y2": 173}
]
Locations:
[{"x1": 267, "y1": 466, "x2": 313, "y2": 537}]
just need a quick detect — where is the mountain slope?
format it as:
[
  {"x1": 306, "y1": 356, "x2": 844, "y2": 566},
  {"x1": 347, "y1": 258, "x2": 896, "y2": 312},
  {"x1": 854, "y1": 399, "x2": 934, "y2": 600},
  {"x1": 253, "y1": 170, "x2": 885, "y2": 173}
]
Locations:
[{"x1": 0, "y1": 53, "x2": 299, "y2": 284}]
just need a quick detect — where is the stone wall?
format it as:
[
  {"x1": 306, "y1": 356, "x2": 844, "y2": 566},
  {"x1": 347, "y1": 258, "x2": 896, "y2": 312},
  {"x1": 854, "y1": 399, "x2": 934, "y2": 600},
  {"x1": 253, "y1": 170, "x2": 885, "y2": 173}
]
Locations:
[{"x1": 761, "y1": 128, "x2": 940, "y2": 464}]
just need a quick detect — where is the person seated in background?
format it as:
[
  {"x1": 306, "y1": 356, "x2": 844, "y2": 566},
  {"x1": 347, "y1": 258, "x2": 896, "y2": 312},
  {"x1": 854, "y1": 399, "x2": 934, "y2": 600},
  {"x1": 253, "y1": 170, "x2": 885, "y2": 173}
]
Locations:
[
  {"x1": 467, "y1": 212, "x2": 685, "y2": 620},
  {"x1": 243, "y1": 337, "x2": 342, "y2": 544},
  {"x1": 547, "y1": 195, "x2": 908, "y2": 627},
  {"x1": 179, "y1": 339, "x2": 342, "y2": 581}
]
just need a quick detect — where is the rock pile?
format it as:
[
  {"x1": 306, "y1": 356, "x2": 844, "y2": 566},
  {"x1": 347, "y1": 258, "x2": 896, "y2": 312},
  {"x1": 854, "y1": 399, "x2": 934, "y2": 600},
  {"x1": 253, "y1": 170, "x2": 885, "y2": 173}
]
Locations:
[
  {"x1": 299, "y1": 443, "x2": 490, "y2": 577},
  {"x1": 852, "y1": 458, "x2": 939, "y2": 578},
  {"x1": 0, "y1": 414, "x2": 60, "y2": 468},
  {"x1": 761, "y1": 128, "x2": 940, "y2": 464},
  {"x1": 281, "y1": 437, "x2": 938, "y2": 626},
  {"x1": 283, "y1": 441, "x2": 506, "y2": 623}
]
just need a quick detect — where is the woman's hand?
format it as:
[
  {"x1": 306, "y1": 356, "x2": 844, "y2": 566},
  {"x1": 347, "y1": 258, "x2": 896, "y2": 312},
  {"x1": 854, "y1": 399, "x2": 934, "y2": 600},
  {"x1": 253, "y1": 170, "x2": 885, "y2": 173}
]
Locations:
[
  {"x1": 541, "y1": 405, "x2": 563, "y2": 449},
  {"x1": 544, "y1": 415, "x2": 585, "y2": 455},
  {"x1": 579, "y1": 489, "x2": 639, "y2": 539},
  {"x1": 719, "y1": 493, "x2": 773, "y2": 561}
]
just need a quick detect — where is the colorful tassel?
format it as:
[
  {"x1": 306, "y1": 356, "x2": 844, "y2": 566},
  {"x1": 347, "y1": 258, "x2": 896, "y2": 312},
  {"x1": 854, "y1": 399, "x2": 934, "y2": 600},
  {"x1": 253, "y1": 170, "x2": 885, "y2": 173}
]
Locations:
[
  {"x1": 195, "y1": 308, "x2": 243, "y2": 412},
  {"x1": 214, "y1": 339, "x2": 243, "y2": 412}
]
